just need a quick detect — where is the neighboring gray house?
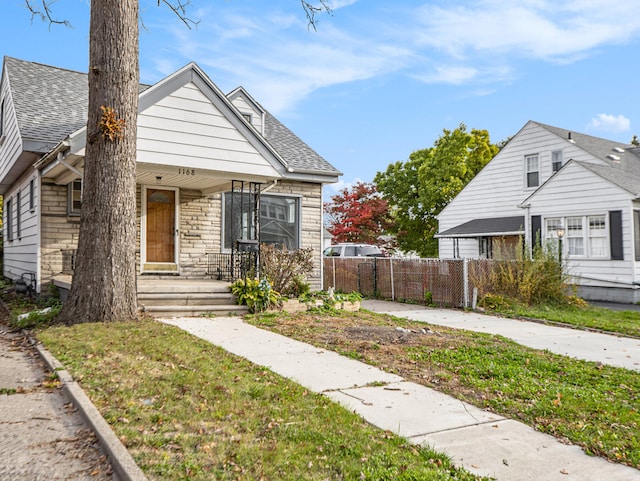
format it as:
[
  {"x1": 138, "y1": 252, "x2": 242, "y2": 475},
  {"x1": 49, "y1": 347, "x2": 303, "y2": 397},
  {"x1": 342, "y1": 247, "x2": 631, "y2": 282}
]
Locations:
[
  {"x1": 0, "y1": 56, "x2": 341, "y2": 293},
  {"x1": 437, "y1": 120, "x2": 640, "y2": 302}
]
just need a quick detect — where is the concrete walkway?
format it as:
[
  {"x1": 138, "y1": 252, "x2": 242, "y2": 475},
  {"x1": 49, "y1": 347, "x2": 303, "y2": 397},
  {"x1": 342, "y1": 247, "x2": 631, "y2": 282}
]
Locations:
[
  {"x1": 160, "y1": 316, "x2": 640, "y2": 481},
  {"x1": 363, "y1": 300, "x2": 640, "y2": 372}
]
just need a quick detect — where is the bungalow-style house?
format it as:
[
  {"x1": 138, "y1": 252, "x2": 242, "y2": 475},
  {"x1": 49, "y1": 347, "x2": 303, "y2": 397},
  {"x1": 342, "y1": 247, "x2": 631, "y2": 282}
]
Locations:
[
  {"x1": 0, "y1": 56, "x2": 341, "y2": 297},
  {"x1": 437, "y1": 120, "x2": 640, "y2": 302}
]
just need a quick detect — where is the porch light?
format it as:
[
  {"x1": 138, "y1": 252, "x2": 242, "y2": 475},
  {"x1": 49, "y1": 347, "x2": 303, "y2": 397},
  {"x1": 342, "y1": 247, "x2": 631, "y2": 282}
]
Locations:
[{"x1": 556, "y1": 226, "x2": 565, "y2": 239}]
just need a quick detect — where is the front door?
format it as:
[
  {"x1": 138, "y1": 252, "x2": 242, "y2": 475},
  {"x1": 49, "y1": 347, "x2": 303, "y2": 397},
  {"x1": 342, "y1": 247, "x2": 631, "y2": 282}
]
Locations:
[{"x1": 146, "y1": 189, "x2": 176, "y2": 264}]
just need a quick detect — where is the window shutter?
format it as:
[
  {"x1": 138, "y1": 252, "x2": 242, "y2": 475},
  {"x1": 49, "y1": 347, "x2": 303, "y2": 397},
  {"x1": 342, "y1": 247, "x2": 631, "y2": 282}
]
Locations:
[
  {"x1": 609, "y1": 210, "x2": 623, "y2": 260},
  {"x1": 531, "y1": 215, "x2": 541, "y2": 249}
]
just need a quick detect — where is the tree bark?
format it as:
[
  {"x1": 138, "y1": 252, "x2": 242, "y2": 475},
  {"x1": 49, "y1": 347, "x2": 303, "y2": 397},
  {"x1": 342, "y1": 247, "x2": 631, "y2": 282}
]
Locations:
[{"x1": 57, "y1": 0, "x2": 139, "y2": 323}]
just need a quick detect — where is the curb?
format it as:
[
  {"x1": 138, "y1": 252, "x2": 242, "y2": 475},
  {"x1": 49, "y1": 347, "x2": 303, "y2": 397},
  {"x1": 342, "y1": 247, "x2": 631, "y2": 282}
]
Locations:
[{"x1": 35, "y1": 342, "x2": 148, "y2": 481}]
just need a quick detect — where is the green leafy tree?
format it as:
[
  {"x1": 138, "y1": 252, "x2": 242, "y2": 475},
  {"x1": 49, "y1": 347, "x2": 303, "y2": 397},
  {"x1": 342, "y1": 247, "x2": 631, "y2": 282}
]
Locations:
[{"x1": 375, "y1": 123, "x2": 498, "y2": 257}]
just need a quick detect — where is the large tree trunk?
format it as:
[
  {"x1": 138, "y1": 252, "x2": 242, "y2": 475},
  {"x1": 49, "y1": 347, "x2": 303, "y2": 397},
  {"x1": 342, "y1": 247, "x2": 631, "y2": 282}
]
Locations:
[{"x1": 57, "y1": 0, "x2": 139, "y2": 323}]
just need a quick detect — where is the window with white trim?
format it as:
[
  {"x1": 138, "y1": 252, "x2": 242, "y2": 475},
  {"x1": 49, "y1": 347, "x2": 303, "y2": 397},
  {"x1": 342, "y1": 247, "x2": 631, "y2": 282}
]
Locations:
[
  {"x1": 525, "y1": 154, "x2": 539, "y2": 188},
  {"x1": 68, "y1": 180, "x2": 82, "y2": 215},
  {"x1": 588, "y1": 215, "x2": 607, "y2": 257},
  {"x1": 545, "y1": 218, "x2": 561, "y2": 240},
  {"x1": 551, "y1": 150, "x2": 563, "y2": 172},
  {"x1": 566, "y1": 217, "x2": 584, "y2": 256}
]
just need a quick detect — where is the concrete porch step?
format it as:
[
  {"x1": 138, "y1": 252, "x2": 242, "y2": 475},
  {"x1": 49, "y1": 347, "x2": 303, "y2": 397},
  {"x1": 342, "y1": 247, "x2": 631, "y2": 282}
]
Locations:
[
  {"x1": 138, "y1": 292, "x2": 237, "y2": 307},
  {"x1": 142, "y1": 304, "x2": 249, "y2": 318},
  {"x1": 137, "y1": 278, "x2": 245, "y2": 317}
]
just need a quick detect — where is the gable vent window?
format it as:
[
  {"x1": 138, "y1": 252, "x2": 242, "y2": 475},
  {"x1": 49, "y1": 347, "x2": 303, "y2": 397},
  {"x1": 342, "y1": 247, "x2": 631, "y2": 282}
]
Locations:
[
  {"x1": 525, "y1": 154, "x2": 539, "y2": 188},
  {"x1": 242, "y1": 113, "x2": 252, "y2": 124},
  {"x1": 551, "y1": 150, "x2": 563, "y2": 172}
]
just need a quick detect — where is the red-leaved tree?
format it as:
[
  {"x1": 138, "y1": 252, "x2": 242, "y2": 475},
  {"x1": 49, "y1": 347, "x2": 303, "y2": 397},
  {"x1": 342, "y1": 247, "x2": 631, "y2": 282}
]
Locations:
[{"x1": 324, "y1": 182, "x2": 394, "y2": 246}]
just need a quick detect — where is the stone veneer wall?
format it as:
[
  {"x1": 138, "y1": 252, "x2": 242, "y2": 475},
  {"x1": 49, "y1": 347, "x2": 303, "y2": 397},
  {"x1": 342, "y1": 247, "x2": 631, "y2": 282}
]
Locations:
[
  {"x1": 41, "y1": 180, "x2": 323, "y2": 290},
  {"x1": 174, "y1": 180, "x2": 323, "y2": 289},
  {"x1": 40, "y1": 182, "x2": 80, "y2": 284}
]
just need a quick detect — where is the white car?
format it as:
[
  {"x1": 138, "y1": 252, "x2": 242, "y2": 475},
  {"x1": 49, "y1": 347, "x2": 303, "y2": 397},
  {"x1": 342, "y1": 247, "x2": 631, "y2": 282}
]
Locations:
[{"x1": 323, "y1": 243, "x2": 385, "y2": 258}]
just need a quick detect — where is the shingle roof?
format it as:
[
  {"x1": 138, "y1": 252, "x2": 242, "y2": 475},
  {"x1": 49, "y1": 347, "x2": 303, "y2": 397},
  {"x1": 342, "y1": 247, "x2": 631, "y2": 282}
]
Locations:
[
  {"x1": 535, "y1": 121, "x2": 640, "y2": 195},
  {"x1": 264, "y1": 111, "x2": 341, "y2": 175},
  {"x1": 4, "y1": 56, "x2": 89, "y2": 152},
  {"x1": 4, "y1": 56, "x2": 340, "y2": 177},
  {"x1": 436, "y1": 216, "x2": 525, "y2": 238}
]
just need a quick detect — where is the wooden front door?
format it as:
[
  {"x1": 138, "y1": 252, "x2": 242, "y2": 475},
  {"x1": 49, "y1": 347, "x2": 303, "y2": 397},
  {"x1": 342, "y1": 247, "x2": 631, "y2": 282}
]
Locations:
[{"x1": 146, "y1": 189, "x2": 175, "y2": 263}]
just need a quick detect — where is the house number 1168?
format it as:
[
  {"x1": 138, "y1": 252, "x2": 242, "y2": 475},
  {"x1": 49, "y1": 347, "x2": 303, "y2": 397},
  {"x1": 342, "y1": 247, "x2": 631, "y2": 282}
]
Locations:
[{"x1": 178, "y1": 168, "x2": 196, "y2": 176}]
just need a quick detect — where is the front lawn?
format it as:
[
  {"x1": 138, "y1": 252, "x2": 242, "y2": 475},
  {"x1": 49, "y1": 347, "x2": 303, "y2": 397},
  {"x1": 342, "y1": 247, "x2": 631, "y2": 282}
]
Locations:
[
  {"x1": 38, "y1": 319, "x2": 485, "y2": 481},
  {"x1": 249, "y1": 310, "x2": 640, "y2": 469}
]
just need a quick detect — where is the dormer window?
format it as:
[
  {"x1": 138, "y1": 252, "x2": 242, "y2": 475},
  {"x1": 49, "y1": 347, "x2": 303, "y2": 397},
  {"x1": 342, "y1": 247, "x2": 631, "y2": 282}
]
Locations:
[{"x1": 552, "y1": 150, "x2": 563, "y2": 172}]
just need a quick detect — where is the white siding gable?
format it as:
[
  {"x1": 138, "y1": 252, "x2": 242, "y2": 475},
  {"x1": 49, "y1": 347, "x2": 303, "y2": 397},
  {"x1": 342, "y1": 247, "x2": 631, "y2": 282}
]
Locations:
[
  {"x1": 438, "y1": 121, "x2": 605, "y2": 233},
  {"x1": 136, "y1": 82, "x2": 280, "y2": 178},
  {"x1": 227, "y1": 91, "x2": 264, "y2": 135},
  {"x1": 0, "y1": 69, "x2": 25, "y2": 193}
]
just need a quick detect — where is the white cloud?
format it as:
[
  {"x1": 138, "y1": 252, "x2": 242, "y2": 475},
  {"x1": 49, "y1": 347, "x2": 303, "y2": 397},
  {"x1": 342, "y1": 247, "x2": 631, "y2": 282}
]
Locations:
[
  {"x1": 414, "y1": 1, "x2": 640, "y2": 61},
  {"x1": 142, "y1": 1, "x2": 640, "y2": 112},
  {"x1": 324, "y1": 177, "x2": 364, "y2": 197},
  {"x1": 587, "y1": 114, "x2": 631, "y2": 133}
]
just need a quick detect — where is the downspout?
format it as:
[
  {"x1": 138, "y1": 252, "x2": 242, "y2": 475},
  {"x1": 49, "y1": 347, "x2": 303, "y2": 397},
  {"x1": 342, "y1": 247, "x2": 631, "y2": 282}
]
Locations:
[{"x1": 261, "y1": 179, "x2": 278, "y2": 193}]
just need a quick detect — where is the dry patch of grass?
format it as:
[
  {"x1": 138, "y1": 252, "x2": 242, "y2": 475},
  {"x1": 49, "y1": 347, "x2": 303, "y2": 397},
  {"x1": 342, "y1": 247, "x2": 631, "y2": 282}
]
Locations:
[{"x1": 249, "y1": 310, "x2": 640, "y2": 469}]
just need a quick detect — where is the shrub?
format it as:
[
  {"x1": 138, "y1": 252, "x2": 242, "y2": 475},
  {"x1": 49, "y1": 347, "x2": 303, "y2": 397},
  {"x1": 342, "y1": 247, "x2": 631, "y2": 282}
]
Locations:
[
  {"x1": 230, "y1": 277, "x2": 280, "y2": 313},
  {"x1": 486, "y1": 238, "x2": 567, "y2": 305},
  {"x1": 259, "y1": 244, "x2": 314, "y2": 296}
]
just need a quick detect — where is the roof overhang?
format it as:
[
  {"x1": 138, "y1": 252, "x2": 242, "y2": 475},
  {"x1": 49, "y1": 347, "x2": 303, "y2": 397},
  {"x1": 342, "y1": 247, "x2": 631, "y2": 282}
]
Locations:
[{"x1": 436, "y1": 216, "x2": 525, "y2": 238}]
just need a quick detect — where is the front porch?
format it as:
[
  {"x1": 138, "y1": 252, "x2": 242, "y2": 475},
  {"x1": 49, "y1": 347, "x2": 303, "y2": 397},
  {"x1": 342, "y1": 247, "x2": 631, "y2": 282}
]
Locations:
[{"x1": 52, "y1": 275, "x2": 249, "y2": 317}]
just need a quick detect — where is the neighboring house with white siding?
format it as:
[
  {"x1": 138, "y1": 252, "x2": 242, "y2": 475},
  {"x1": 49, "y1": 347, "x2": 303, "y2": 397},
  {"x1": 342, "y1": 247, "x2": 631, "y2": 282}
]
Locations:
[
  {"x1": 437, "y1": 120, "x2": 640, "y2": 302},
  {"x1": 0, "y1": 56, "x2": 341, "y2": 293}
]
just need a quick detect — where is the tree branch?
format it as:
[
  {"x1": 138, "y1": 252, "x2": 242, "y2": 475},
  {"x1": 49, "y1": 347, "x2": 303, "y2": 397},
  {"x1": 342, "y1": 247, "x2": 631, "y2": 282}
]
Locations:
[
  {"x1": 157, "y1": 0, "x2": 199, "y2": 29},
  {"x1": 301, "y1": 0, "x2": 332, "y2": 31},
  {"x1": 25, "y1": 0, "x2": 72, "y2": 29}
]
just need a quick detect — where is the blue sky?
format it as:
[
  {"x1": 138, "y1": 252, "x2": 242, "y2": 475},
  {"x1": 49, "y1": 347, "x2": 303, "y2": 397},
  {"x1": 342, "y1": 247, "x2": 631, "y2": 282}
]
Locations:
[{"x1": 3, "y1": 1, "x2": 640, "y2": 195}]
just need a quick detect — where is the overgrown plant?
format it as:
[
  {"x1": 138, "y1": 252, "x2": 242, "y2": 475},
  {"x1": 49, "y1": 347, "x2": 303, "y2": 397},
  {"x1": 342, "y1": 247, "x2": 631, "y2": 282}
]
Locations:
[
  {"x1": 230, "y1": 277, "x2": 280, "y2": 313},
  {"x1": 259, "y1": 244, "x2": 314, "y2": 296},
  {"x1": 482, "y1": 238, "x2": 567, "y2": 305}
]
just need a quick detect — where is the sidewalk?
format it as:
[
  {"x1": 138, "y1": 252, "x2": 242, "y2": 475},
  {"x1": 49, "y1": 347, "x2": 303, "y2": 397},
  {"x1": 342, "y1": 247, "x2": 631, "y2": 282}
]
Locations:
[
  {"x1": 0, "y1": 325, "x2": 115, "y2": 481},
  {"x1": 161, "y1": 315, "x2": 640, "y2": 481},
  {"x1": 361, "y1": 300, "x2": 640, "y2": 372}
]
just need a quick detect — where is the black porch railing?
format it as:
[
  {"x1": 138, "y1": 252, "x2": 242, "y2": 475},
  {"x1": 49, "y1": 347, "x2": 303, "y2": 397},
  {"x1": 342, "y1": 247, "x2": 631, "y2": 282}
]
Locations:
[{"x1": 207, "y1": 252, "x2": 258, "y2": 281}]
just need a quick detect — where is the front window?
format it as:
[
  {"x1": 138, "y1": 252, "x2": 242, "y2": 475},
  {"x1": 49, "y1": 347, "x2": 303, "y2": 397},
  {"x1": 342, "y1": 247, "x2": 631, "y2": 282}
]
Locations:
[
  {"x1": 588, "y1": 215, "x2": 607, "y2": 257},
  {"x1": 566, "y1": 217, "x2": 584, "y2": 256},
  {"x1": 545, "y1": 218, "x2": 562, "y2": 240},
  {"x1": 260, "y1": 196, "x2": 300, "y2": 248},
  {"x1": 525, "y1": 154, "x2": 539, "y2": 188},
  {"x1": 224, "y1": 193, "x2": 300, "y2": 250},
  {"x1": 68, "y1": 180, "x2": 82, "y2": 215}
]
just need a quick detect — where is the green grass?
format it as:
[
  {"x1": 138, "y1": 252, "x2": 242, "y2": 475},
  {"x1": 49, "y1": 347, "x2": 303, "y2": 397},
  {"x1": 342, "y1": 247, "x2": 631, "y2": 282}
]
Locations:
[
  {"x1": 485, "y1": 301, "x2": 640, "y2": 338},
  {"x1": 247, "y1": 310, "x2": 640, "y2": 469},
  {"x1": 38, "y1": 319, "x2": 486, "y2": 481},
  {"x1": 411, "y1": 334, "x2": 640, "y2": 466}
]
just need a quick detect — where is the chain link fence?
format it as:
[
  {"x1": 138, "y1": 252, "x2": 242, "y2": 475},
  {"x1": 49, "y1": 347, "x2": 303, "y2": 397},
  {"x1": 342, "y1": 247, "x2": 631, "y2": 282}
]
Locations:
[{"x1": 324, "y1": 257, "x2": 498, "y2": 308}]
